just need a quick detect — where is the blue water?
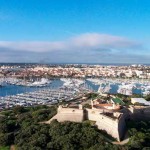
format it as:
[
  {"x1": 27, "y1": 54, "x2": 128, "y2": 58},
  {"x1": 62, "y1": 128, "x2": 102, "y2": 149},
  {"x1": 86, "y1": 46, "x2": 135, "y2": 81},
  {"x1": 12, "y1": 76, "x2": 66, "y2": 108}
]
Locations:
[
  {"x1": 0, "y1": 79, "x2": 143, "y2": 97},
  {"x1": 85, "y1": 81, "x2": 143, "y2": 95},
  {"x1": 0, "y1": 79, "x2": 63, "y2": 97},
  {"x1": 85, "y1": 80, "x2": 99, "y2": 92},
  {"x1": 110, "y1": 84, "x2": 119, "y2": 94}
]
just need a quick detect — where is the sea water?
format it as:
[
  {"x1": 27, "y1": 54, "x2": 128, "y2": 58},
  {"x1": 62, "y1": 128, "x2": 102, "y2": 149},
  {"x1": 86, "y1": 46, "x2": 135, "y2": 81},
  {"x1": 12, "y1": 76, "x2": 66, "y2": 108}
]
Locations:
[{"x1": 0, "y1": 79, "x2": 143, "y2": 97}]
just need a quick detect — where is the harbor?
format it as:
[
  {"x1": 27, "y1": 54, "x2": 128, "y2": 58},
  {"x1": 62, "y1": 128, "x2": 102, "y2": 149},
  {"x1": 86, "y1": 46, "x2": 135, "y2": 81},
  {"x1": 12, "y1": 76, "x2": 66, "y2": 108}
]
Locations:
[
  {"x1": 0, "y1": 88, "x2": 81, "y2": 109},
  {"x1": 0, "y1": 77, "x2": 150, "y2": 109},
  {"x1": 87, "y1": 78, "x2": 150, "y2": 96},
  {"x1": 0, "y1": 78, "x2": 91, "y2": 109}
]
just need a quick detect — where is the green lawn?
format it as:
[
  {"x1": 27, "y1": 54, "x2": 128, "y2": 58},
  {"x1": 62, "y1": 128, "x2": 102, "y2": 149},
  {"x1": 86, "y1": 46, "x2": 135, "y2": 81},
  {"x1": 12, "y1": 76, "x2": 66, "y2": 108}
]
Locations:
[{"x1": 0, "y1": 146, "x2": 10, "y2": 150}]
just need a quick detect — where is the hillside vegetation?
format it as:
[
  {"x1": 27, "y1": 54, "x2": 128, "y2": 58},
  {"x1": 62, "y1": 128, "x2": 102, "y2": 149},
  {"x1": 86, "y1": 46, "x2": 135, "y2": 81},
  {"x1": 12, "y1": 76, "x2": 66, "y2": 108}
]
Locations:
[{"x1": 0, "y1": 105, "x2": 149, "y2": 150}]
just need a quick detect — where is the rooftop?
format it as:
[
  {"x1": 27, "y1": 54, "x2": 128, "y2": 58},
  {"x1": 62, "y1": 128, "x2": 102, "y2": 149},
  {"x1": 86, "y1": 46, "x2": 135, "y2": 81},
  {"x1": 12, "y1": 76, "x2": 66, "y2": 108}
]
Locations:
[
  {"x1": 112, "y1": 98, "x2": 125, "y2": 105},
  {"x1": 131, "y1": 98, "x2": 150, "y2": 106}
]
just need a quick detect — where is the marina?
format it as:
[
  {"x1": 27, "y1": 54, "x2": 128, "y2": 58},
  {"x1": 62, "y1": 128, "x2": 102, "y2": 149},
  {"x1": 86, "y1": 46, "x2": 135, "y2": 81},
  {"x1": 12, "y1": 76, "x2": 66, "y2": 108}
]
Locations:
[
  {"x1": 0, "y1": 89, "x2": 81, "y2": 109},
  {"x1": 0, "y1": 77, "x2": 150, "y2": 96},
  {"x1": 0, "y1": 77, "x2": 150, "y2": 109},
  {"x1": 0, "y1": 78, "x2": 91, "y2": 109},
  {"x1": 87, "y1": 78, "x2": 150, "y2": 95}
]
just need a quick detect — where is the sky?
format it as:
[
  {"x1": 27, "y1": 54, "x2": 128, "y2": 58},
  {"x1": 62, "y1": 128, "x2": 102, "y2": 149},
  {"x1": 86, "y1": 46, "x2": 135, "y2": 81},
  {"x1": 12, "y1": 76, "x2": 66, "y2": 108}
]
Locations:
[{"x1": 0, "y1": 0, "x2": 150, "y2": 64}]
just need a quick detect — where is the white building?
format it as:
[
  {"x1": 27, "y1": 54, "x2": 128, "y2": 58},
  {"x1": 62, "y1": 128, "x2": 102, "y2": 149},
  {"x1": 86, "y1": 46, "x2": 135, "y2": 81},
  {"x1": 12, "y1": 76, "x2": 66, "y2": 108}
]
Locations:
[{"x1": 131, "y1": 98, "x2": 150, "y2": 106}]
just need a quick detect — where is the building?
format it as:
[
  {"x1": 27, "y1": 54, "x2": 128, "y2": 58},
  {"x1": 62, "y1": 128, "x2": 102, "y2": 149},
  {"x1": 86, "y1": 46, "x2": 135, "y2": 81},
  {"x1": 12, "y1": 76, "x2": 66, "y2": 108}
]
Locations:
[
  {"x1": 131, "y1": 98, "x2": 150, "y2": 106},
  {"x1": 46, "y1": 97, "x2": 150, "y2": 142},
  {"x1": 46, "y1": 103, "x2": 126, "y2": 141}
]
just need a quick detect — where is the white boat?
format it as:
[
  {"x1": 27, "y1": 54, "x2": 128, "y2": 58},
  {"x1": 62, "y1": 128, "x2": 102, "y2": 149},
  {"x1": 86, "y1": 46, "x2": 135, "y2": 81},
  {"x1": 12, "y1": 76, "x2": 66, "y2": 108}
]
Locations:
[{"x1": 27, "y1": 78, "x2": 51, "y2": 87}]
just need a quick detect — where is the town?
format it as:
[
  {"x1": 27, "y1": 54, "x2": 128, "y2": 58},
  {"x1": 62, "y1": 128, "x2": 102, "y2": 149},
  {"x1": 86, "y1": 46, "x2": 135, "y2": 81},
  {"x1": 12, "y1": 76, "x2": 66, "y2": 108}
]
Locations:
[{"x1": 0, "y1": 63, "x2": 150, "y2": 79}]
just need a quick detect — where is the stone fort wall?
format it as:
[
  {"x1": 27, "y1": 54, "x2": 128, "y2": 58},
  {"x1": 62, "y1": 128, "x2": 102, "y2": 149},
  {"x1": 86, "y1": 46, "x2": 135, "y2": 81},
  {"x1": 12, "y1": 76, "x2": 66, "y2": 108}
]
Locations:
[
  {"x1": 47, "y1": 106, "x2": 125, "y2": 141},
  {"x1": 46, "y1": 106, "x2": 84, "y2": 123},
  {"x1": 47, "y1": 105, "x2": 150, "y2": 141},
  {"x1": 86, "y1": 109, "x2": 125, "y2": 141}
]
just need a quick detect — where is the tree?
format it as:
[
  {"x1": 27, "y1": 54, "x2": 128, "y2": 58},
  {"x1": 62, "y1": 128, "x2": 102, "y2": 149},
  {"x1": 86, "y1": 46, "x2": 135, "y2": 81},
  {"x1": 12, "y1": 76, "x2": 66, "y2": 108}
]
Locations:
[{"x1": 13, "y1": 106, "x2": 26, "y2": 114}]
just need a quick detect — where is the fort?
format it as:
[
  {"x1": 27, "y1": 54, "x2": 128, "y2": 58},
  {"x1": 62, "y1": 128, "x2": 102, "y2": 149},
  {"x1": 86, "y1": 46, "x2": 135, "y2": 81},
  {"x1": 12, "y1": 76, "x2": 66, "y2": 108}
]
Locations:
[{"x1": 46, "y1": 98, "x2": 150, "y2": 142}]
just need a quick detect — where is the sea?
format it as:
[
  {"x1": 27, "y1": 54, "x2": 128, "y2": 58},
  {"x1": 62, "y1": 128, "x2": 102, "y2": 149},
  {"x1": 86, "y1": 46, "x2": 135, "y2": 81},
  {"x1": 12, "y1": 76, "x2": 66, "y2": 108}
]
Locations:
[
  {"x1": 0, "y1": 79, "x2": 143, "y2": 97},
  {"x1": 0, "y1": 79, "x2": 63, "y2": 97}
]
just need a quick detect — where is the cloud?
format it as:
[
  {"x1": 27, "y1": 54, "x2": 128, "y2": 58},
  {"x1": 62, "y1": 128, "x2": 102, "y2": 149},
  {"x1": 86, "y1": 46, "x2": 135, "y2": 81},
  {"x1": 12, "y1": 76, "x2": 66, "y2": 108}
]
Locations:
[
  {"x1": 0, "y1": 41, "x2": 65, "y2": 52},
  {"x1": 0, "y1": 33, "x2": 141, "y2": 52},
  {"x1": 70, "y1": 33, "x2": 140, "y2": 49},
  {"x1": 0, "y1": 33, "x2": 149, "y2": 63}
]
